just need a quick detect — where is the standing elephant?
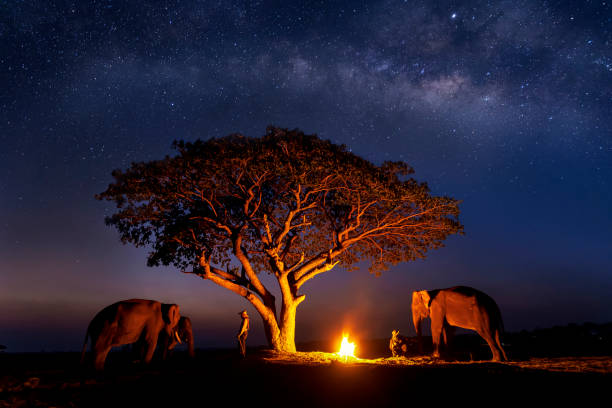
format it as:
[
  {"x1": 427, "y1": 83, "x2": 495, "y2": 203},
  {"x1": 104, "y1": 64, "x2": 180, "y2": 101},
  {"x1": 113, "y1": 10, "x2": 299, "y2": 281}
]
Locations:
[
  {"x1": 165, "y1": 316, "x2": 195, "y2": 358},
  {"x1": 81, "y1": 299, "x2": 181, "y2": 370},
  {"x1": 412, "y1": 286, "x2": 508, "y2": 361}
]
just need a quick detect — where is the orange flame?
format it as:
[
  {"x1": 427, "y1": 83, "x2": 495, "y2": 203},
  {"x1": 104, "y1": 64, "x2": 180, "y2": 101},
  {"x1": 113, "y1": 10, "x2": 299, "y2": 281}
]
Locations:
[{"x1": 337, "y1": 333, "x2": 356, "y2": 360}]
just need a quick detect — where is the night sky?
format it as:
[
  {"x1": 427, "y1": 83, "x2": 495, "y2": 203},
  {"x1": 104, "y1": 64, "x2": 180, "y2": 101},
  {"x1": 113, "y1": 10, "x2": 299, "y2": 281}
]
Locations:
[{"x1": 1, "y1": 0, "x2": 611, "y2": 352}]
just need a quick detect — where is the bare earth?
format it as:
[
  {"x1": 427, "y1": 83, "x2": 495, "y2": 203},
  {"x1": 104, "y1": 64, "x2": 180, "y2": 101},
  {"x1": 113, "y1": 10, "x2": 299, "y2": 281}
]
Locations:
[
  {"x1": 264, "y1": 351, "x2": 612, "y2": 374},
  {"x1": 1, "y1": 349, "x2": 611, "y2": 407}
]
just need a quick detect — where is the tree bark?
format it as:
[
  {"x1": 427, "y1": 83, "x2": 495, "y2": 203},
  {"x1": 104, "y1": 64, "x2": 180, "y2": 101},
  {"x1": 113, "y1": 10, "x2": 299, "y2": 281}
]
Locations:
[
  {"x1": 259, "y1": 307, "x2": 281, "y2": 350},
  {"x1": 257, "y1": 296, "x2": 306, "y2": 352},
  {"x1": 278, "y1": 301, "x2": 298, "y2": 352}
]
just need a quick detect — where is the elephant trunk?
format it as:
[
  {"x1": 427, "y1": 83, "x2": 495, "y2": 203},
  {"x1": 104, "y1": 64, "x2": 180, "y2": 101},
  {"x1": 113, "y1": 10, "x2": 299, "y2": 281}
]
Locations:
[
  {"x1": 413, "y1": 314, "x2": 424, "y2": 354},
  {"x1": 412, "y1": 303, "x2": 426, "y2": 354},
  {"x1": 187, "y1": 336, "x2": 195, "y2": 358},
  {"x1": 184, "y1": 321, "x2": 195, "y2": 358},
  {"x1": 80, "y1": 328, "x2": 89, "y2": 365},
  {"x1": 412, "y1": 291, "x2": 430, "y2": 355}
]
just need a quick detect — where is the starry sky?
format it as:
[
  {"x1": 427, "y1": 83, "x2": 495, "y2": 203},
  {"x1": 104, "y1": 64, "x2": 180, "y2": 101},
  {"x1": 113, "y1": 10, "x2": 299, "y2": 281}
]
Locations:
[{"x1": 1, "y1": 0, "x2": 611, "y2": 352}]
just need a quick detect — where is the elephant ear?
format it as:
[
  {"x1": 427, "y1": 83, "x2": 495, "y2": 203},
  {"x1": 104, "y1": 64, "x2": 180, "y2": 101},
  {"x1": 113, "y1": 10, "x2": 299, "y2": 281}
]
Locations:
[
  {"x1": 412, "y1": 291, "x2": 431, "y2": 319},
  {"x1": 419, "y1": 291, "x2": 431, "y2": 309},
  {"x1": 163, "y1": 304, "x2": 181, "y2": 327}
]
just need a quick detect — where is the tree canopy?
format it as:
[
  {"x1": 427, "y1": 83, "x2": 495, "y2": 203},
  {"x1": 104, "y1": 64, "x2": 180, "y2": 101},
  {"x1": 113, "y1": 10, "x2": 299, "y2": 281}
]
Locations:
[{"x1": 97, "y1": 127, "x2": 463, "y2": 351}]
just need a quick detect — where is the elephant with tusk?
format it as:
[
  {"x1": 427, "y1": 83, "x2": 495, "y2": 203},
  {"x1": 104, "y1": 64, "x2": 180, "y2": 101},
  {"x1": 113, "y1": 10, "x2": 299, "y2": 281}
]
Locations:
[
  {"x1": 81, "y1": 299, "x2": 181, "y2": 370},
  {"x1": 412, "y1": 286, "x2": 508, "y2": 361},
  {"x1": 132, "y1": 316, "x2": 193, "y2": 361},
  {"x1": 165, "y1": 316, "x2": 195, "y2": 358}
]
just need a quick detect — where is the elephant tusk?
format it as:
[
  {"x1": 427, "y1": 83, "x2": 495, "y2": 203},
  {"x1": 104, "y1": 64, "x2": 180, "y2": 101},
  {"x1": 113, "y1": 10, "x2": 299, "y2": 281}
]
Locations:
[{"x1": 175, "y1": 331, "x2": 182, "y2": 344}]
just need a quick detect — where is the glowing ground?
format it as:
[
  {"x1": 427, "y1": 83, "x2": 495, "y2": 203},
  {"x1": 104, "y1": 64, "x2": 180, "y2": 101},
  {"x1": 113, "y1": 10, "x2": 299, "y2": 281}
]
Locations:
[{"x1": 261, "y1": 350, "x2": 612, "y2": 374}]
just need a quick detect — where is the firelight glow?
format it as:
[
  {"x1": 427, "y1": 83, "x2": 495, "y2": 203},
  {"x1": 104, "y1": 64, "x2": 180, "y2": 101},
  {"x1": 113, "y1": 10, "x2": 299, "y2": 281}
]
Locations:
[{"x1": 337, "y1": 334, "x2": 356, "y2": 360}]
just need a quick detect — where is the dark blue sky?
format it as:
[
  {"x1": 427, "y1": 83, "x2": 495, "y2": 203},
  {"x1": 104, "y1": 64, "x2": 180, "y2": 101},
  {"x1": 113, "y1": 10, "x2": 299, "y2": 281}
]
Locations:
[{"x1": 1, "y1": 0, "x2": 611, "y2": 352}]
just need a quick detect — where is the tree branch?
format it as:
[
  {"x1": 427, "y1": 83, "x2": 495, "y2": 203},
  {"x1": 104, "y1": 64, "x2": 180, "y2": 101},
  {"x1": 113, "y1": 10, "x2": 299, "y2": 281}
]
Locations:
[
  {"x1": 295, "y1": 259, "x2": 340, "y2": 290},
  {"x1": 182, "y1": 263, "x2": 273, "y2": 327},
  {"x1": 233, "y1": 231, "x2": 276, "y2": 304},
  {"x1": 292, "y1": 247, "x2": 344, "y2": 287}
]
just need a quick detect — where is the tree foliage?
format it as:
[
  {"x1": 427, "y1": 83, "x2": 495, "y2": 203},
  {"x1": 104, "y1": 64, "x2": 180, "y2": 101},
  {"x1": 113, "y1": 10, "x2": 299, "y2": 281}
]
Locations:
[{"x1": 97, "y1": 127, "x2": 463, "y2": 351}]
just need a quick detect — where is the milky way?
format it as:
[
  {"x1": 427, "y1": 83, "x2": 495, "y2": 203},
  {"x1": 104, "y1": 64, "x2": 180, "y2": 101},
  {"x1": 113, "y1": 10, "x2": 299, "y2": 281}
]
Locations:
[{"x1": 1, "y1": 1, "x2": 611, "y2": 351}]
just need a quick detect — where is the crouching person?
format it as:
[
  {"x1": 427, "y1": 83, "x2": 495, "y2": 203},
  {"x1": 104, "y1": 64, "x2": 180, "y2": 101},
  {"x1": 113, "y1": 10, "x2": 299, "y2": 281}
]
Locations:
[{"x1": 389, "y1": 330, "x2": 410, "y2": 357}]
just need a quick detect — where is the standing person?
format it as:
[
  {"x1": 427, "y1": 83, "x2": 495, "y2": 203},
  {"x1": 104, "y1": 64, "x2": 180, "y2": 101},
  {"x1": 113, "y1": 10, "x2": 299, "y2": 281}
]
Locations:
[{"x1": 237, "y1": 310, "x2": 249, "y2": 357}]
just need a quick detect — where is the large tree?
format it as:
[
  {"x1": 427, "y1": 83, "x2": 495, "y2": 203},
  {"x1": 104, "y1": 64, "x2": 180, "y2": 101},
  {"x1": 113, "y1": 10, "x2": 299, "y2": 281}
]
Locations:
[{"x1": 97, "y1": 127, "x2": 463, "y2": 352}]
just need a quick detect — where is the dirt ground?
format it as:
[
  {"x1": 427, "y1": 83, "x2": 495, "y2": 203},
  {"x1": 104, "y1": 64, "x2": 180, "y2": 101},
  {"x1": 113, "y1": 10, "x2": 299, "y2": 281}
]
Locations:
[{"x1": 1, "y1": 348, "x2": 611, "y2": 407}]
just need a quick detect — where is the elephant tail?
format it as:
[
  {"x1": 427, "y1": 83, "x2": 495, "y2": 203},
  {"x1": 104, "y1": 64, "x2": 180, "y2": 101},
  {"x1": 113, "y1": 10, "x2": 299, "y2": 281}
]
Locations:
[{"x1": 80, "y1": 328, "x2": 89, "y2": 365}]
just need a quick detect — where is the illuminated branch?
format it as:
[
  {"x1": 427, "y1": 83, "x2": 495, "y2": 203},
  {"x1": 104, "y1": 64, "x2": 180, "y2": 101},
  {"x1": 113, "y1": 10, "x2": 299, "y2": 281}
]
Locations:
[
  {"x1": 182, "y1": 255, "x2": 277, "y2": 331},
  {"x1": 233, "y1": 231, "x2": 274, "y2": 302},
  {"x1": 285, "y1": 252, "x2": 304, "y2": 274},
  {"x1": 280, "y1": 234, "x2": 297, "y2": 261},
  {"x1": 295, "y1": 259, "x2": 340, "y2": 289},
  {"x1": 292, "y1": 248, "x2": 343, "y2": 286},
  {"x1": 190, "y1": 216, "x2": 232, "y2": 236}
]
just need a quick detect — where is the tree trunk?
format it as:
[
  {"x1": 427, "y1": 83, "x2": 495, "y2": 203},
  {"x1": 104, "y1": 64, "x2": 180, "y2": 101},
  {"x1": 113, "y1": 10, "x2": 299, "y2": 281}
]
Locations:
[
  {"x1": 259, "y1": 297, "x2": 298, "y2": 352},
  {"x1": 258, "y1": 317, "x2": 296, "y2": 351},
  {"x1": 257, "y1": 305, "x2": 282, "y2": 350},
  {"x1": 278, "y1": 301, "x2": 297, "y2": 352}
]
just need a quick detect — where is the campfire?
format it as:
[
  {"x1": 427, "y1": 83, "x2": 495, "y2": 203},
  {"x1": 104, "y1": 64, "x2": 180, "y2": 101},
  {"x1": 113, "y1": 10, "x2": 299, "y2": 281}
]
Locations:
[{"x1": 337, "y1": 333, "x2": 356, "y2": 361}]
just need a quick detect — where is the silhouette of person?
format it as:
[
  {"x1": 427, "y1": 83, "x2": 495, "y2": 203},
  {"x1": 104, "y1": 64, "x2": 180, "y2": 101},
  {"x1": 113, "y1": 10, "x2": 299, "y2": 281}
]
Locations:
[{"x1": 237, "y1": 310, "x2": 249, "y2": 357}]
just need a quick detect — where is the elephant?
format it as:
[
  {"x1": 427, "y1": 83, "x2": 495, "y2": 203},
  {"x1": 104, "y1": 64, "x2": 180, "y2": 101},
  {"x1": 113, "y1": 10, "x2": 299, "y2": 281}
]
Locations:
[
  {"x1": 80, "y1": 299, "x2": 181, "y2": 370},
  {"x1": 165, "y1": 316, "x2": 195, "y2": 358},
  {"x1": 412, "y1": 286, "x2": 508, "y2": 361},
  {"x1": 132, "y1": 316, "x2": 194, "y2": 361}
]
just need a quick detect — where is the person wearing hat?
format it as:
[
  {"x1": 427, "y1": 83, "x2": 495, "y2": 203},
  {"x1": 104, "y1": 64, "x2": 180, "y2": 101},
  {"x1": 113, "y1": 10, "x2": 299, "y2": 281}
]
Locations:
[{"x1": 237, "y1": 310, "x2": 249, "y2": 357}]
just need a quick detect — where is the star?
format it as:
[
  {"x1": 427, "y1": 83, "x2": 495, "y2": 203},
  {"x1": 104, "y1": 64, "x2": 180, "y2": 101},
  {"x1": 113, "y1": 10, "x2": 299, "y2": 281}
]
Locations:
[{"x1": 1, "y1": 0, "x2": 611, "y2": 354}]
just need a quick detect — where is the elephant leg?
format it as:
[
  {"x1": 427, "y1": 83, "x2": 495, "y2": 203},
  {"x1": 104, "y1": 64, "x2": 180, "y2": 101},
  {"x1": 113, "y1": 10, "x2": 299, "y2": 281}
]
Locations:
[
  {"x1": 477, "y1": 329, "x2": 502, "y2": 361},
  {"x1": 441, "y1": 323, "x2": 455, "y2": 359},
  {"x1": 92, "y1": 334, "x2": 113, "y2": 371},
  {"x1": 94, "y1": 346, "x2": 111, "y2": 371},
  {"x1": 495, "y1": 330, "x2": 508, "y2": 361},
  {"x1": 442, "y1": 325, "x2": 448, "y2": 346},
  {"x1": 132, "y1": 339, "x2": 146, "y2": 363},
  {"x1": 142, "y1": 333, "x2": 159, "y2": 364},
  {"x1": 431, "y1": 317, "x2": 443, "y2": 358},
  {"x1": 161, "y1": 329, "x2": 175, "y2": 360}
]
